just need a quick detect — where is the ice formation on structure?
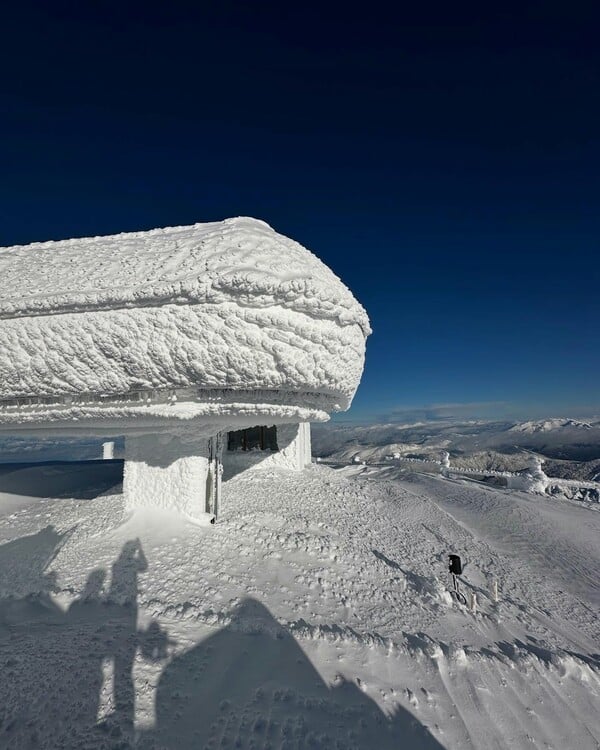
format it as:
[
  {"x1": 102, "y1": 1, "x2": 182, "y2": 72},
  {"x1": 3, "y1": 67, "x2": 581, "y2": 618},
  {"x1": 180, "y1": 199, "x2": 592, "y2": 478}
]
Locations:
[
  {"x1": 507, "y1": 456, "x2": 550, "y2": 494},
  {"x1": 0, "y1": 218, "x2": 370, "y2": 521}
]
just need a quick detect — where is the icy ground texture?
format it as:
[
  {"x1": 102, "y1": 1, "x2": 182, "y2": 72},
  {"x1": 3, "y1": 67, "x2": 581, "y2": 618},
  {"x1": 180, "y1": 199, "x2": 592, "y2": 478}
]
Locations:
[
  {"x1": 0, "y1": 218, "x2": 370, "y2": 415},
  {"x1": 0, "y1": 463, "x2": 599, "y2": 748}
]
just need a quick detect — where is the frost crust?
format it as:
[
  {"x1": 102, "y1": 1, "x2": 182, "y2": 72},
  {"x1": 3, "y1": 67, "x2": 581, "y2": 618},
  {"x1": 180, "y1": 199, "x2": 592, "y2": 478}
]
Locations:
[{"x1": 0, "y1": 218, "x2": 370, "y2": 420}]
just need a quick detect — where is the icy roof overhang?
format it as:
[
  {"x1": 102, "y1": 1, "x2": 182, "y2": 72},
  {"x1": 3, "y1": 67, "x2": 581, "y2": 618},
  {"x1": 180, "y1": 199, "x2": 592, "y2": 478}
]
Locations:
[{"x1": 0, "y1": 218, "x2": 370, "y2": 433}]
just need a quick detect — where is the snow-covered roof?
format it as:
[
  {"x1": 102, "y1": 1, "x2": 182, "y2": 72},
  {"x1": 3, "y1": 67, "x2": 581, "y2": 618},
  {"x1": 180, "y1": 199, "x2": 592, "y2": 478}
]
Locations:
[
  {"x1": 0, "y1": 217, "x2": 370, "y2": 331},
  {"x1": 0, "y1": 218, "x2": 370, "y2": 432}
]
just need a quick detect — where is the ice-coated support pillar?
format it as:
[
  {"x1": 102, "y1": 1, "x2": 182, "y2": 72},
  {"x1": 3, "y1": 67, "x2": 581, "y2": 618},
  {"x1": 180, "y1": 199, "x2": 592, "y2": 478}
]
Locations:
[
  {"x1": 123, "y1": 433, "x2": 211, "y2": 520},
  {"x1": 103, "y1": 441, "x2": 115, "y2": 460},
  {"x1": 271, "y1": 422, "x2": 312, "y2": 470},
  {"x1": 296, "y1": 422, "x2": 312, "y2": 469}
]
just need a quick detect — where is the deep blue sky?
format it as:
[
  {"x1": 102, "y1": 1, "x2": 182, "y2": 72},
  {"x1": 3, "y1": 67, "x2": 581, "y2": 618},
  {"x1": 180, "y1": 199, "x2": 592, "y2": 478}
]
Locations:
[{"x1": 1, "y1": 1, "x2": 598, "y2": 421}]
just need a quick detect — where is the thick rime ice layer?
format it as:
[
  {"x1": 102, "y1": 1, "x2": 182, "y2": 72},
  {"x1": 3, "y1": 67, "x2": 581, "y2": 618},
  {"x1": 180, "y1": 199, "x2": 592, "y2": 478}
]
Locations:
[
  {"x1": 0, "y1": 402, "x2": 326, "y2": 436},
  {"x1": 0, "y1": 217, "x2": 370, "y2": 417},
  {"x1": 0, "y1": 303, "x2": 365, "y2": 408},
  {"x1": 0, "y1": 218, "x2": 370, "y2": 331}
]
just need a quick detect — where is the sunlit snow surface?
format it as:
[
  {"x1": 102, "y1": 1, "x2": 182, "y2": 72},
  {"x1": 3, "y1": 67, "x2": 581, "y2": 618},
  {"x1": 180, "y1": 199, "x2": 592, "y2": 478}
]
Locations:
[
  {"x1": 0, "y1": 218, "x2": 370, "y2": 420},
  {"x1": 0, "y1": 461, "x2": 598, "y2": 748}
]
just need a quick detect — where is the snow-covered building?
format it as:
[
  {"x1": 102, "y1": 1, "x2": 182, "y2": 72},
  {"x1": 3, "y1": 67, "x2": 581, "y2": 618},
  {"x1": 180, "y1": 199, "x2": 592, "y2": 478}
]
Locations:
[{"x1": 0, "y1": 218, "x2": 370, "y2": 521}]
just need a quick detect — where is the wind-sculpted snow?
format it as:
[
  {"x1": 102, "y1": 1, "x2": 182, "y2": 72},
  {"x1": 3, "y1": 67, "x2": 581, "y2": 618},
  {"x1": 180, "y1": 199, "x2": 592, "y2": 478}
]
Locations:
[
  {"x1": 0, "y1": 218, "x2": 370, "y2": 419},
  {"x1": 0, "y1": 464, "x2": 599, "y2": 748},
  {"x1": 0, "y1": 217, "x2": 370, "y2": 330},
  {"x1": 0, "y1": 304, "x2": 364, "y2": 406}
]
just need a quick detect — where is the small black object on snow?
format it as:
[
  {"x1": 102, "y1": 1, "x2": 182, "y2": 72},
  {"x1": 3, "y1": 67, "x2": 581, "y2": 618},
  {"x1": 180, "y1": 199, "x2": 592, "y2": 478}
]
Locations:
[
  {"x1": 448, "y1": 554, "x2": 467, "y2": 605},
  {"x1": 448, "y1": 554, "x2": 462, "y2": 575}
]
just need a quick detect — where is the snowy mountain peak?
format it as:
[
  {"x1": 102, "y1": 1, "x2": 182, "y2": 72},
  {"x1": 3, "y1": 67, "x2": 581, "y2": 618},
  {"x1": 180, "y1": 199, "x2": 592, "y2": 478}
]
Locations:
[{"x1": 510, "y1": 418, "x2": 594, "y2": 434}]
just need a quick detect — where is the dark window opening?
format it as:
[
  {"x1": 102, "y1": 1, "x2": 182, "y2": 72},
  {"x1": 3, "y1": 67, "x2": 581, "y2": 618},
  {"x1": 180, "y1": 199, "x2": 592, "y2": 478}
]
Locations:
[{"x1": 227, "y1": 426, "x2": 278, "y2": 452}]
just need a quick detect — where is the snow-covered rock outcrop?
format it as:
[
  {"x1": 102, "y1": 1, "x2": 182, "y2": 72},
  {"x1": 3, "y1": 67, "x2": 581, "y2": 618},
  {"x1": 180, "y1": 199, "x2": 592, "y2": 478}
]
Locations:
[{"x1": 0, "y1": 218, "x2": 370, "y2": 432}]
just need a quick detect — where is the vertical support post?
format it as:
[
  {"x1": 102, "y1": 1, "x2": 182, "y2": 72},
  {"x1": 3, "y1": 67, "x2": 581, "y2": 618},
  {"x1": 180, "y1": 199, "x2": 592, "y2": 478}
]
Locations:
[
  {"x1": 492, "y1": 579, "x2": 499, "y2": 603},
  {"x1": 214, "y1": 432, "x2": 223, "y2": 520},
  {"x1": 297, "y1": 422, "x2": 312, "y2": 469},
  {"x1": 103, "y1": 441, "x2": 115, "y2": 460},
  {"x1": 206, "y1": 433, "x2": 224, "y2": 520},
  {"x1": 206, "y1": 436, "x2": 214, "y2": 515}
]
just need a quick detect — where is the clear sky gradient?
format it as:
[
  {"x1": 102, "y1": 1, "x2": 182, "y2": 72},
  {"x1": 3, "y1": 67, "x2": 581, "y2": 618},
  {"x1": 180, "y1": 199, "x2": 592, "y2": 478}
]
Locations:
[{"x1": 1, "y1": 2, "x2": 598, "y2": 421}]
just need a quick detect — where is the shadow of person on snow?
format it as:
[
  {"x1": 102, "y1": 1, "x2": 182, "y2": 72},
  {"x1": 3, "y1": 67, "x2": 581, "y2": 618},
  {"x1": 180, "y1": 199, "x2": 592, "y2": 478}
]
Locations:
[
  {"x1": 107, "y1": 538, "x2": 149, "y2": 734},
  {"x1": 141, "y1": 597, "x2": 444, "y2": 750},
  {"x1": 0, "y1": 525, "x2": 72, "y2": 601},
  {"x1": 0, "y1": 526, "x2": 94, "y2": 748},
  {"x1": 0, "y1": 532, "x2": 166, "y2": 749},
  {"x1": 0, "y1": 529, "x2": 443, "y2": 749}
]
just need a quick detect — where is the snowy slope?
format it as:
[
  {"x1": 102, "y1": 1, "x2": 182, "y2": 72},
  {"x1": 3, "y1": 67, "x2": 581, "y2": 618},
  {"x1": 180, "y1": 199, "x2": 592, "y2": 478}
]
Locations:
[
  {"x1": 0, "y1": 218, "x2": 370, "y2": 419},
  {"x1": 0, "y1": 462, "x2": 598, "y2": 748}
]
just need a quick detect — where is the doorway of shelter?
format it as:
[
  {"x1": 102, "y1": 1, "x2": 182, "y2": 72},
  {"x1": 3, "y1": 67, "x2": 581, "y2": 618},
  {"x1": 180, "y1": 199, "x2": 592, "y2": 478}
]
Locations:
[{"x1": 227, "y1": 426, "x2": 278, "y2": 452}]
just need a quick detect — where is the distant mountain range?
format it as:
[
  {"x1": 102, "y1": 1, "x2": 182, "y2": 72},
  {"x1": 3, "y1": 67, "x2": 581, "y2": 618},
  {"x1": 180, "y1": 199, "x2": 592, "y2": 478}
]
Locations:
[
  {"x1": 312, "y1": 415, "x2": 600, "y2": 479},
  {"x1": 509, "y1": 418, "x2": 595, "y2": 434}
]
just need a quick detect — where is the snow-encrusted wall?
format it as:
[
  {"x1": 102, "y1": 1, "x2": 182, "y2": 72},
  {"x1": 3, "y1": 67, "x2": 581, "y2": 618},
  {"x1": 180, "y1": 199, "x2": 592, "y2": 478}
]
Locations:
[
  {"x1": 124, "y1": 423, "x2": 311, "y2": 518},
  {"x1": 222, "y1": 423, "x2": 312, "y2": 479},
  {"x1": 123, "y1": 434, "x2": 212, "y2": 521}
]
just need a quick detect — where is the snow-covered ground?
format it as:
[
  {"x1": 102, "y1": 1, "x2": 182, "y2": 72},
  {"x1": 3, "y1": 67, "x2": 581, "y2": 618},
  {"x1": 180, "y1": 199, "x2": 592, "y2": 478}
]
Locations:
[{"x1": 0, "y1": 461, "x2": 598, "y2": 749}]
